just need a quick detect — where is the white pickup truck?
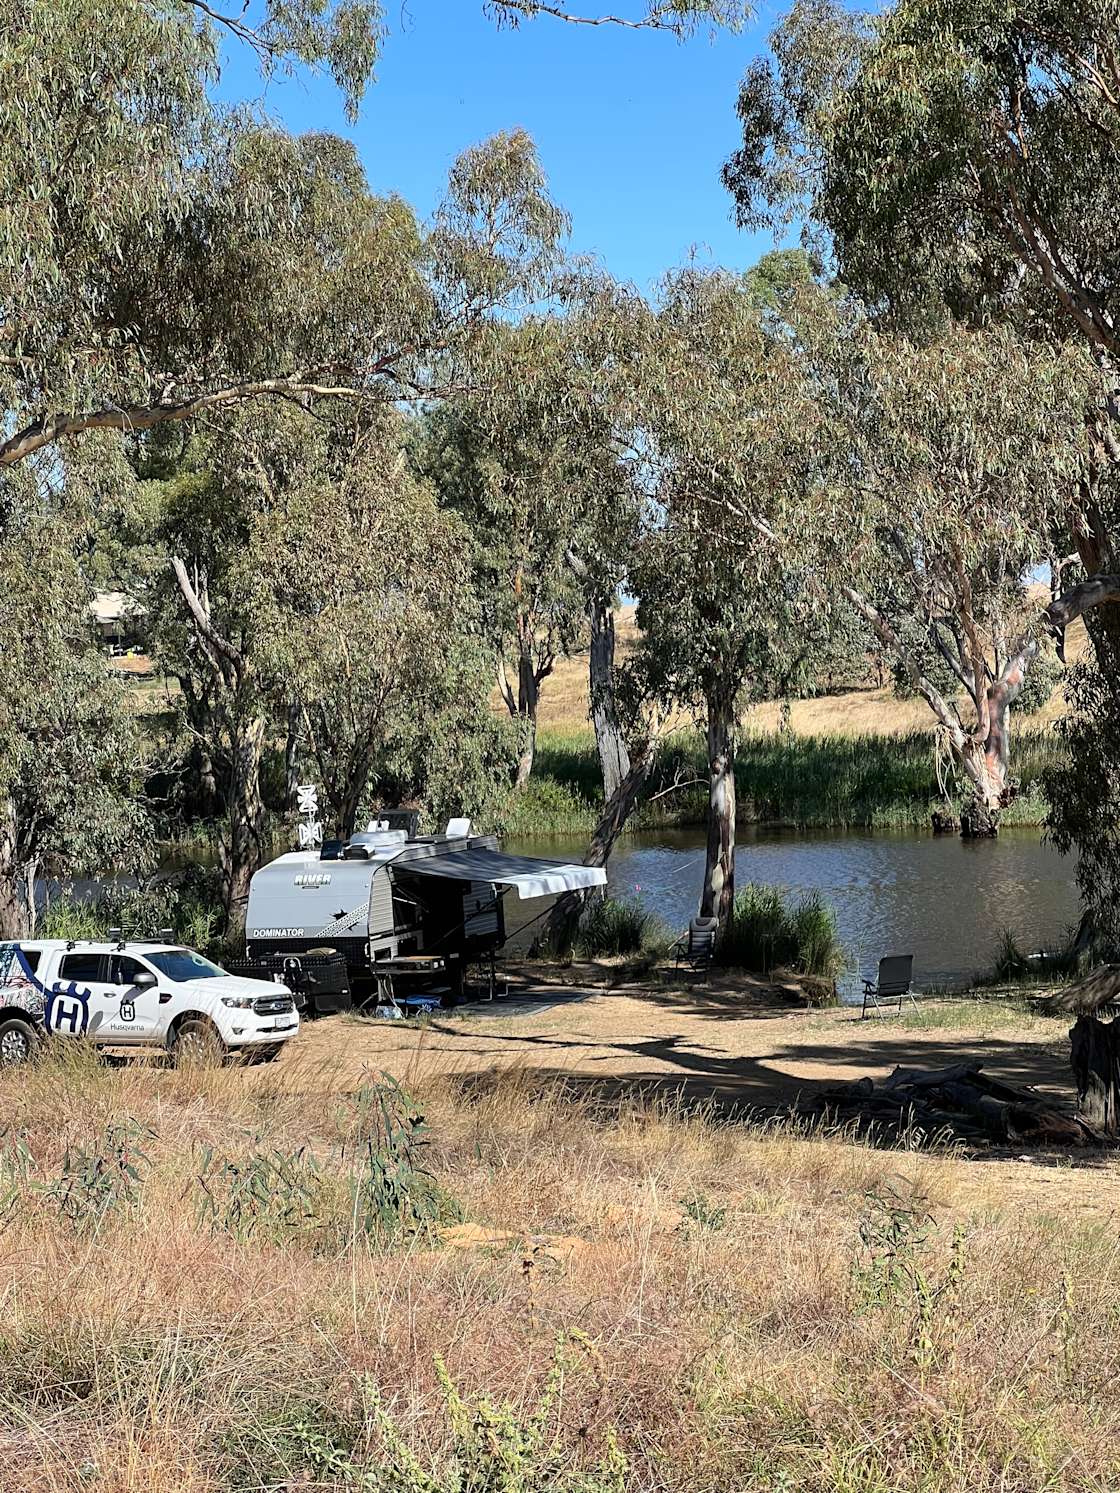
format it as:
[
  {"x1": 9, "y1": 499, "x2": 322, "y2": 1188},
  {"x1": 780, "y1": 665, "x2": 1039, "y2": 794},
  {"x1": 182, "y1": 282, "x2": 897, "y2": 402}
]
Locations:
[{"x1": 0, "y1": 939, "x2": 299, "y2": 1065}]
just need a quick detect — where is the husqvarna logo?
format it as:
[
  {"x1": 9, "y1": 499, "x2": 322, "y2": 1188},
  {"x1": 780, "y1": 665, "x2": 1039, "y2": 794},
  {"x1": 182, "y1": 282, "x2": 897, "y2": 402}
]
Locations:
[{"x1": 46, "y1": 984, "x2": 90, "y2": 1035}]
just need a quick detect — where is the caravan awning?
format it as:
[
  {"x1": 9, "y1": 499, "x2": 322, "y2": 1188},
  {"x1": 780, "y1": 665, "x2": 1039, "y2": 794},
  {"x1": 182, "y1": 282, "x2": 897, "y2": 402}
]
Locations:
[{"x1": 391, "y1": 849, "x2": 607, "y2": 900}]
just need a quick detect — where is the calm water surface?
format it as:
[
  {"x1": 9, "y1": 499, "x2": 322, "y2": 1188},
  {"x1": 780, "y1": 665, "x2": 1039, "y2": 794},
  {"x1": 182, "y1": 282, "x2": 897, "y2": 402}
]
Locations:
[{"x1": 507, "y1": 826, "x2": 1079, "y2": 999}]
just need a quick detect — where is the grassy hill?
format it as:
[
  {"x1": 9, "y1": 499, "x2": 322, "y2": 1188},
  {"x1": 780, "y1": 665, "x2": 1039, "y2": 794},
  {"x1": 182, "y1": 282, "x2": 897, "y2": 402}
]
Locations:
[{"x1": 528, "y1": 603, "x2": 1084, "y2": 739}]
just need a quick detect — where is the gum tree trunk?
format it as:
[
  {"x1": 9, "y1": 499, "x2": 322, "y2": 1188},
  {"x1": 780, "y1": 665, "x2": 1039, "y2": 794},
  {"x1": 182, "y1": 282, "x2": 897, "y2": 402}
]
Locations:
[
  {"x1": 1070, "y1": 1014, "x2": 1120, "y2": 1136},
  {"x1": 0, "y1": 801, "x2": 29, "y2": 939},
  {"x1": 220, "y1": 714, "x2": 267, "y2": 941},
  {"x1": 538, "y1": 738, "x2": 657, "y2": 953},
  {"x1": 514, "y1": 662, "x2": 538, "y2": 791},
  {"x1": 589, "y1": 598, "x2": 630, "y2": 801},
  {"x1": 285, "y1": 701, "x2": 301, "y2": 811},
  {"x1": 700, "y1": 683, "x2": 736, "y2": 932}
]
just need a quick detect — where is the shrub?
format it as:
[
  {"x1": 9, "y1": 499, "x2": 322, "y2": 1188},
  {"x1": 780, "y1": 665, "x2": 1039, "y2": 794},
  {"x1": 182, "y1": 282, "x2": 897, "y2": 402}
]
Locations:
[
  {"x1": 237, "y1": 1342, "x2": 627, "y2": 1493},
  {"x1": 196, "y1": 1146, "x2": 328, "y2": 1246},
  {"x1": 345, "y1": 1074, "x2": 460, "y2": 1240},
  {"x1": 718, "y1": 884, "x2": 842, "y2": 978},
  {"x1": 44, "y1": 1119, "x2": 154, "y2": 1232},
  {"x1": 574, "y1": 897, "x2": 668, "y2": 959},
  {"x1": 39, "y1": 868, "x2": 225, "y2": 955}
]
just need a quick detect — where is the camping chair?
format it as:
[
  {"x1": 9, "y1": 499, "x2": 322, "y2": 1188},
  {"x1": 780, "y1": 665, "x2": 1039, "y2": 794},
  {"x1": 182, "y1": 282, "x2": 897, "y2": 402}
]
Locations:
[
  {"x1": 861, "y1": 954, "x2": 916, "y2": 1017},
  {"x1": 671, "y1": 916, "x2": 719, "y2": 982}
]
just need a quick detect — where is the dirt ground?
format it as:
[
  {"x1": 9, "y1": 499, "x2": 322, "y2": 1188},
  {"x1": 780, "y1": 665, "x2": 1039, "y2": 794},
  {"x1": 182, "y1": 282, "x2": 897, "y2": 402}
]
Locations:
[
  {"x1": 275, "y1": 966, "x2": 1075, "y2": 1114},
  {"x1": 260, "y1": 969, "x2": 1120, "y2": 1220}
]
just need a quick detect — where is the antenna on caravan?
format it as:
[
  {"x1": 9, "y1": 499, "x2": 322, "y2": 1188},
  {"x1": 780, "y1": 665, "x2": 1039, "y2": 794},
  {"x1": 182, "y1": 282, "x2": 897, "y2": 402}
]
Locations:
[{"x1": 297, "y1": 784, "x2": 324, "y2": 851}]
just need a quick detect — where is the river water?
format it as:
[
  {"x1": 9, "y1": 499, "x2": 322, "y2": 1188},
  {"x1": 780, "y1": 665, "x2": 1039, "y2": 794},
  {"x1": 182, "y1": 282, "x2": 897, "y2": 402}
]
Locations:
[{"x1": 507, "y1": 826, "x2": 1079, "y2": 998}]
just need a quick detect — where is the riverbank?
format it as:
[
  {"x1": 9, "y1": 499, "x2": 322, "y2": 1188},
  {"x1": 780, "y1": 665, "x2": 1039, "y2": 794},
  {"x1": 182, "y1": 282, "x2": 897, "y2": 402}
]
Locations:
[
  {"x1": 6, "y1": 990, "x2": 1119, "y2": 1492},
  {"x1": 501, "y1": 726, "x2": 1065, "y2": 836}
]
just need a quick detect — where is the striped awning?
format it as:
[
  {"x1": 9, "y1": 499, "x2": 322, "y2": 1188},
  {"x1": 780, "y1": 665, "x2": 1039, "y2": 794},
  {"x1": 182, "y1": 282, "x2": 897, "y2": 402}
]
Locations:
[{"x1": 391, "y1": 850, "x2": 607, "y2": 900}]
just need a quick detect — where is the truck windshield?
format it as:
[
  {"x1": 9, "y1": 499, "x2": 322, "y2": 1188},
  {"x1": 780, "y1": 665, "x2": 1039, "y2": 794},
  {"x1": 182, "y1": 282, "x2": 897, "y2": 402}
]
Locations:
[{"x1": 146, "y1": 949, "x2": 227, "y2": 982}]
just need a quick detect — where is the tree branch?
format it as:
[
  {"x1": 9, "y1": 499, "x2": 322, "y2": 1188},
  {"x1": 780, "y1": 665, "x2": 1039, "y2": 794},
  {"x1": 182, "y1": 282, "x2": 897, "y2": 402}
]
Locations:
[
  {"x1": 170, "y1": 556, "x2": 244, "y2": 684},
  {"x1": 487, "y1": 0, "x2": 724, "y2": 32},
  {"x1": 0, "y1": 371, "x2": 376, "y2": 467},
  {"x1": 840, "y1": 583, "x2": 969, "y2": 750}
]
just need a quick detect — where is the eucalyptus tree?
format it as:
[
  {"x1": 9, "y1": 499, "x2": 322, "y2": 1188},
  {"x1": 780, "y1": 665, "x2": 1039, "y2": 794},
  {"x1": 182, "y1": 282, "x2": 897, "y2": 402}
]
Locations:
[
  {"x1": 0, "y1": 452, "x2": 149, "y2": 937},
  {"x1": 414, "y1": 311, "x2": 637, "y2": 792},
  {"x1": 723, "y1": 0, "x2": 1120, "y2": 883},
  {"x1": 793, "y1": 314, "x2": 1098, "y2": 833},
  {"x1": 0, "y1": 0, "x2": 391, "y2": 475},
  {"x1": 143, "y1": 404, "x2": 499, "y2": 937},
  {"x1": 255, "y1": 410, "x2": 494, "y2": 842},
  {"x1": 634, "y1": 263, "x2": 843, "y2": 928}
]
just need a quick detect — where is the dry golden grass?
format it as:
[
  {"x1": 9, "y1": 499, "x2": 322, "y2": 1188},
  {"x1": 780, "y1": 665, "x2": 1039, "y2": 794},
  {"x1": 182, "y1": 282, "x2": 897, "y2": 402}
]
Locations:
[
  {"x1": 531, "y1": 607, "x2": 1086, "y2": 737},
  {"x1": 1, "y1": 1002, "x2": 1119, "y2": 1493}
]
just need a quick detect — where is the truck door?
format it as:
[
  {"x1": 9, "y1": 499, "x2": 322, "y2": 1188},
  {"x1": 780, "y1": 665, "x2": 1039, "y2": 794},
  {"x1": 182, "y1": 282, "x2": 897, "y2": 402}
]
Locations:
[
  {"x1": 49, "y1": 951, "x2": 113, "y2": 1041},
  {"x1": 103, "y1": 953, "x2": 163, "y2": 1042}
]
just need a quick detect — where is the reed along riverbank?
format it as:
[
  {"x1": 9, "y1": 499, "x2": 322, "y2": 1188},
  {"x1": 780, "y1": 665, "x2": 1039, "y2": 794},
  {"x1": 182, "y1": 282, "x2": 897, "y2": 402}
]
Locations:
[{"x1": 498, "y1": 727, "x2": 1064, "y2": 837}]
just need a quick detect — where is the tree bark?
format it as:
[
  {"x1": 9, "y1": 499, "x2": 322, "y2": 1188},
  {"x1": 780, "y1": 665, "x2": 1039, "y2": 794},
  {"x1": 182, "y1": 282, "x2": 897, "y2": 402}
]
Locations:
[
  {"x1": 1070, "y1": 1014, "x2": 1120, "y2": 1136},
  {"x1": 220, "y1": 714, "x2": 267, "y2": 942},
  {"x1": 0, "y1": 801, "x2": 29, "y2": 939},
  {"x1": 284, "y1": 701, "x2": 301, "y2": 812},
  {"x1": 336, "y1": 748, "x2": 374, "y2": 841},
  {"x1": 588, "y1": 597, "x2": 630, "y2": 800},
  {"x1": 179, "y1": 674, "x2": 219, "y2": 818},
  {"x1": 537, "y1": 737, "x2": 657, "y2": 953},
  {"x1": 700, "y1": 683, "x2": 737, "y2": 931},
  {"x1": 513, "y1": 641, "x2": 539, "y2": 790}
]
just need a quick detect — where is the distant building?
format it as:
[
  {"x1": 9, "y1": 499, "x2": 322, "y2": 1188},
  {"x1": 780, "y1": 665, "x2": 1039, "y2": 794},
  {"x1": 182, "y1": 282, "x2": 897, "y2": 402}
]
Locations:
[{"x1": 89, "y1": 592, "x2": 145, "y2": 653}]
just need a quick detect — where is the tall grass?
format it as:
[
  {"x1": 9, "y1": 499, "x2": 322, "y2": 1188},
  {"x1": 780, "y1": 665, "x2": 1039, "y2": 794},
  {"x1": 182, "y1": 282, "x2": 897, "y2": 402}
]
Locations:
[
  {"x1": 718, "y1": 883, "x2": 844, "y2": 978},
  {"x1": 500, "y1": 727, "x2": 1065, "y2": 837},
  {"x1": 573, "y1": 896, "x2": 669, "y2": 959},
  {"x1": 0, "y1": 1041, "x2": 1116, "y2": 1491}
]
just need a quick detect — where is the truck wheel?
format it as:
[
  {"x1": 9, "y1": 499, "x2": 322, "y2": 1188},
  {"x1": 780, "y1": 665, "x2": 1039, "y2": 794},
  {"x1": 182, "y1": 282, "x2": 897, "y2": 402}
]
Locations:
[
  {"x1": 0, "y1": 1017, "x2": 37, "y2": 1064},
  {"x1": 172, "y1": 1019, "x2": 226, "y2": 1068}
]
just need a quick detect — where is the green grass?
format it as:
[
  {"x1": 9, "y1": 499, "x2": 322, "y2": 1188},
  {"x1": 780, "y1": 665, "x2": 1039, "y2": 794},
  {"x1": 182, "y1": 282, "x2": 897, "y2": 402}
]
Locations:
[
  {"x1": 573, "y1": 897, "x2": 670, "y2": 959},
  {"x1": 890, "y1": 998, "x2": 1054, "y2": 1034},
  {"x1": 717, "y1": 883, "x2": 844, "y2": 979},
  {"x1": 503, "y1": 727, "x2": 1066, "y2": 836}
]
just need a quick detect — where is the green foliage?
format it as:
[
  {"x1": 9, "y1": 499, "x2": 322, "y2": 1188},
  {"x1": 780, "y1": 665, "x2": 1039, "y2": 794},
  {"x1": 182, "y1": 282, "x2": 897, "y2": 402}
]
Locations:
[
  {"x1": 43, "y1": 1121, "x2": 154, "y2": 1232},
  {"x1": 242, "y1": 1342, "x2": 628, "y2": 1493},
  {"x1": 718, "y1": 883, "x2": 842, "y2": 977},
  {"x1": 852, "y1": 1186, "x2": 934, "y2": 1313},
  {"x1": 0, "y1": 1129, "x2": 33, "y2": 1228},
  {"x1": 41, "y1": 870, "x2": 225, "y2": 954},
  {"x1": 509, "y1": 726, "x2": 1063, "y2": 833},
  {"x1": 852, "y1": 1186, "x2": 966, "y2": 1377},
  {"x1": 196, "y1": 1147, "x2": 328, "y2": 1246},
  {"x1": 195, "y1": 1078, "x2": 459, "y2": 1249},
  {"x1": 727, "y1": 0, "x2": 1120, "y2": 346},
  {"x1": 988, "y1": 924, "x2": 1090, "y2": 987},
  {"x1": 346, "y1": 1075, "x2": 460, "y2": 1240},
  {"x1": 1047, "y1": 654, "x2": 1120, "y2": 940},
  {"x1": 573, "y1": 897, "x2": 668, "y2": 958},
  {"x1": 681, "y1": 1193, "x2": 728, "y2": 1232}
]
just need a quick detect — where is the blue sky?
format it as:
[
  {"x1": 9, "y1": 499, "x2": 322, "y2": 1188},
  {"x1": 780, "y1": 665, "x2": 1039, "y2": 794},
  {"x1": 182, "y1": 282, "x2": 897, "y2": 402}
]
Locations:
[{"x1": 219, "y1": 2, "x2": 797, "y2": 295}]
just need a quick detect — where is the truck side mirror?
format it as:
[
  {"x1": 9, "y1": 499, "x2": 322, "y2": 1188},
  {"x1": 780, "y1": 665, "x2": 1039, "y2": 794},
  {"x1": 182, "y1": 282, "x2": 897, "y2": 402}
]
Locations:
[{"x1": 132, "y1": 971, "x2": 158, "y2": 990}]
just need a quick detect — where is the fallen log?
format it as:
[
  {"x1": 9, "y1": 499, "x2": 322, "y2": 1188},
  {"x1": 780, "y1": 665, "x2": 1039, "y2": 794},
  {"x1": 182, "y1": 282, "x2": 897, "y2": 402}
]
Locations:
[{"x1": 802, "y1": 1062, "x2": 1094, "y2": 1147}]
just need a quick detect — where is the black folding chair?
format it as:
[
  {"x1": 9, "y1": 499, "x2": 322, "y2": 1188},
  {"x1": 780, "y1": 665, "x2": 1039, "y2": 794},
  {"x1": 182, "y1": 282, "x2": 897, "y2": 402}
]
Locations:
[
  {"x1": 671, "y1": 916, "x2": 719, "y2": 982},
  {"x1": 861, "y1": 954, "x2": 916, "y2": 1017}
]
